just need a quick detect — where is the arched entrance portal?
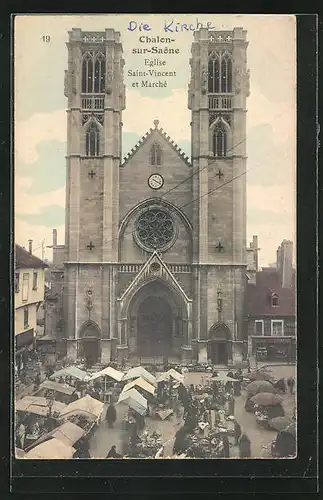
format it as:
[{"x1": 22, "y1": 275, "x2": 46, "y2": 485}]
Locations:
[
  {"x1": 78, "y1": 321, "x2": 101, "y2": 366},
  {"x1": 126, "y1": 280, "x2": 187, "y2": 359},
  {"x1": 137, "y1": 296, "x2": 172, "y2": 357},
  {"x1": 208, "y1": 323, "x2": 230, "y2": 365}
]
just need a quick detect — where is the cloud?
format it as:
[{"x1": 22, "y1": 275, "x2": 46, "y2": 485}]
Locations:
[
  {"x1": 247, "y1": 184, "x2": 295, "y2": 216},
  {"x1": 123, "y1": 89, "x2": 191, "y2": 141},
  {"x1": 15, "y1": 178, "x2": 65, "y2": 215},
  {"x1": 247, "y1": 124, "x2": 295, "y2": 187},
  {"x1": 15, "y1": 109, "x2": 66, "y2": 165},
  {"x1": 17, "y1": 205, "x2": 66, "y2": 227},
  {"x1": 16, "y1": 140, "x2": 66, "y2": 194}
]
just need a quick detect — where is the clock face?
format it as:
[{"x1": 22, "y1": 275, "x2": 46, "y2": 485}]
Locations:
[{"x1": 148, "y1": 173, "x2": 164, "y2": 190}]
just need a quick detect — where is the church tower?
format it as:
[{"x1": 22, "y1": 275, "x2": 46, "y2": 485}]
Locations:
[
  {"x1": 63, "y1": 29, "x2": 125, "y2": 362},
  {"x1": 188, "y1": 27, "x2": 250, "y2": 363}
]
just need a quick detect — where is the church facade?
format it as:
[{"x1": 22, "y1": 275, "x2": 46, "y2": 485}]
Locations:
[{"x1": 56, "y1": 26, "x2": 250, "y2": 366}]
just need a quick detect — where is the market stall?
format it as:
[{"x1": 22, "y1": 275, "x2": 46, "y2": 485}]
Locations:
[
  {"x1": 25, "y1": 420, "x2": 85, "y2": 452},
  {"x1": 59, "y1": 394, "x2": 104, "y2": 439},
  {"x1": 33, "y1": 380, "x2": 76, "y2": 404},
  {"x1": 157, "y1": 369, "x2": 184, "y2": 385},
  {"x1": 117, "y1": 388, "x2": 147, "y2": 416},
  {"x1": 122, "y1": 377, "x2": 156, "y2": 400},
  {"x1": 86, "y1": 366, "x2": 124, "y2": 403},
  {"x1": 50, "y1": 366, "x2": 89, "y2": 382},
  {"x1": 23, "y1": 437, "x2": 76, "y2": 459},
  {"x1": 123, "y1": 367, "x2": 157, "y2": 387}
]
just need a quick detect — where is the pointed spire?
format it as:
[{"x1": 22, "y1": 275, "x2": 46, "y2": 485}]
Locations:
[{"x1": 153, "y1": 119, "x2": 159, "y2": 129}]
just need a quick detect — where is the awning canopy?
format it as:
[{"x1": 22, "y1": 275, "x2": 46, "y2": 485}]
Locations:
[
  {"x1": 15, "y1": 396, "x2": 66, "y2": 417},
  {"x1": 117, "y1": 388, "x2": 147, "y2": 415},
  {"x1": 157, "y1": 369, "x2": 184, "y2": 384},
  {"x1": 50, "y1": 366, "x2": 89, "y2": 381},
  {"x1": 87, "y1": 366, "x2": 124, "y2": 382},
  {"x1": 23, "y1": 437, "x2": 76, "y2": 459},
  {"x1": 37, "y1": 380, "x2": 76, "y2": 395},
  {"x1": 122, "y1": 377, "x2": 156, "y2": 396},
  {"x1": 28, "y1": 421, "x2": 85, "y2": 450},
  {"x1": 60, "y1": 394, "x2": 104, "y2": 419},
  {"x1": 123, "y1": 367, "x2": 157, "y2": 387}
]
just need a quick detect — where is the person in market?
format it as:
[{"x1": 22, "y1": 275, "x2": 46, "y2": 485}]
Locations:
[
  {"x1": 34, "y1": 372, "x2": 41, "y2": 388},
  {"x1": 222, "y1": 434, "x2": 230, "y2": 458},
  {"x1": 233, "y1": 369, "x2": 243, "y2": 396},
  {"x1": 106, "y1": 403, "x2": 117, "y2": 428},
  {"x1": 17, "y1": 421, "x2": 26, "y2": 450},
  {"x1": 275, "y1": 378, "x2": 286, "y2": 393},
  {"x1": 70, "y1": 391, "x2": 79, "y2": 402},
  {"x1": 225, "y1": 371, "x2": 234, "y2": 392},
  {"x1": 227, "y1": 393, "x2": 235, "y2": 416},
  {"x1": 74, "y1": 437, "x2": 91, "y2": 458},
  {"x1": 238, "y1": 433, "x2": 251, "y2": 458},
  {"x1": 134, "y1": 411, "x2": 145, "y2": 431},
  {"x1": 173, "y1": 425, "x2": 189, "y2": 456},
  {"x1": 234, "y1": 420, "x2": 242, "y2": 445},
  {"x1": 286, "y1": 376, "x2": 295, "y2": 395},
  {"x1": 106, "y1": 445, "x2": 122, "y2": 458}
]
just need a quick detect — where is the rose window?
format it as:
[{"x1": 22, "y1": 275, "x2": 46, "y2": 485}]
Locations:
[{"x1": 135, "y1": 209, "x2": 176, "y2": 252}]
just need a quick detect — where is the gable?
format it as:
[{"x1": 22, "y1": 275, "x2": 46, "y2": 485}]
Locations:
[{"x1": 121, "y1": 125, "x2": 191, "y2": 168}]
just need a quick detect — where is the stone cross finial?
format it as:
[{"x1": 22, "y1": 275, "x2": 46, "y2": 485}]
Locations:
[{"x1": 153, "y1": 119, "x2": 159, "y2": 128}]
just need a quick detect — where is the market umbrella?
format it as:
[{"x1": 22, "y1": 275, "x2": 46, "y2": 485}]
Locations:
[
  {"x1": 250, "y1": 392, "x2": 282, "y2": 407},
  {"x1": 245, "y1": 380, "x2": 275, "y2": 396},
  {"x1": 268, "y1": 416, "x2": 292, "y2": 432}
]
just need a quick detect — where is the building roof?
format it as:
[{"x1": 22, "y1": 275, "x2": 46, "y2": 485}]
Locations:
[
  {"x1": 15, "y1": 244, "x2": 49, "y2": 269},
  {"x1": 246, "y1": 269, "x2": 296, "y2": 317}
]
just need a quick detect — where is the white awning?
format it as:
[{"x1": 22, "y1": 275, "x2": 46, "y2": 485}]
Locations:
[
  {"x1": 23, "y1": 437, "x2": 76, "y2": 459},
  {"x1": 123, "y1": 367, "x2": 157, "y2": 386},
  {"x1": 117, "y1": 388, "x2": 147, "y2": 415},
  {"x1": 87, "y1": 366, "x2": 124, "y2": 382},
  {"x1": 122, "y1": 377, "x2": 156, "y2": 396},
  {"x1": 60, "y1": 394, "x2": 104, "y2": 419}
]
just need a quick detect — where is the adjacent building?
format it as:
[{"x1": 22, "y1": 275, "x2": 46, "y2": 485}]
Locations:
[
  {"x1": 14, "y1": 242, "x2": 48, "y2": 374},
  {"x1": 245, "y1": 240, "x2": 296, "y2": 363}
]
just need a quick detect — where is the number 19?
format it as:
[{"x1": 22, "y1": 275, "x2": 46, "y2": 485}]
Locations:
[{"x1": 42, "y1": 35, "x2": 51, "y2": 43}]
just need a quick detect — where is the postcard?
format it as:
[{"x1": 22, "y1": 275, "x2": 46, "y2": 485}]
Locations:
[{"x1": 14, "y1": 14, "x2": 296, "y2": 460}]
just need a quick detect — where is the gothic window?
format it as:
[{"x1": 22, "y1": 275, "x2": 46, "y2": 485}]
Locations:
[
  {"x1": 221, "y1": 52, "x2": 232, "y2": 93},
  {"x1": 208, "y1": 51, "x2": 232, "y2": 93},
  {"x1": 135, "y1": 209, "x2": 175, "y2": 252},
  {"x1": 150, "y1": 142, "x2": 162, "y2": 165},
  {"x1": 82, "y1": 51, "x2": 105, "y2": 94},
  {"x1": 208, "y1": 53, "x2": 220, "y2": 93},
  {"x1": 86, "y1": 121, "x2": 100, "y2": 156},
  {"x1": 212, "y1": 121, "x2": 227, "y2": 157}
]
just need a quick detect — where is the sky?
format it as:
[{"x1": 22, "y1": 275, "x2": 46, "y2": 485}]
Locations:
[{"x1": 14, "y1": 14, "x2": 296, "y2": 267}]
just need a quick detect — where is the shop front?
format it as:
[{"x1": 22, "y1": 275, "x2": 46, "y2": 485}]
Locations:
[
  {"x1": 249, "y1": 335, "x2": 296, "y2": 363},
  {"x1": 15, "y1": 328, "x2": 35, "y2": 375}
]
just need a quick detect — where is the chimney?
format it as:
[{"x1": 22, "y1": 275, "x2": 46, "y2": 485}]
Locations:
[
  {"x1": 28, "y1": 239, "x2": 33, "y2": 254},
  {"x1": 252, "y1": 235, "x2": 259, "y2": 271},
  {"x1": 53, "y1": 229, "x2": 57, "y2": 247}
]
